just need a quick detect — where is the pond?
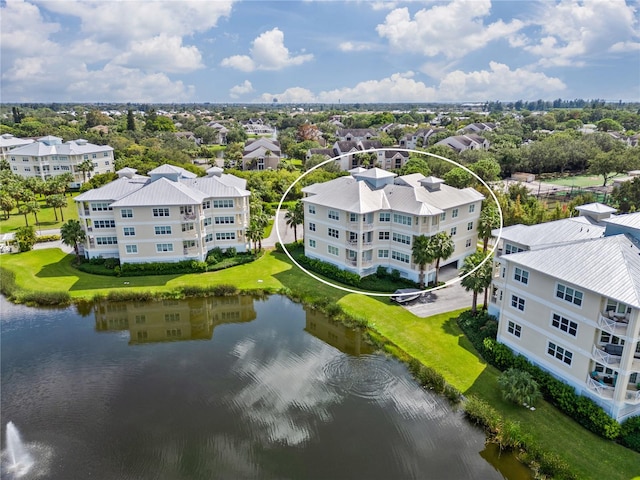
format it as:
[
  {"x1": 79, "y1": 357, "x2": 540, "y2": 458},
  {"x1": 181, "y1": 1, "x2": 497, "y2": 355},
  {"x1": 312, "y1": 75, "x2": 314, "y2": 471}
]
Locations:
[{"x1": 1, "y1": 294, "x2": 532, "y2": 479}]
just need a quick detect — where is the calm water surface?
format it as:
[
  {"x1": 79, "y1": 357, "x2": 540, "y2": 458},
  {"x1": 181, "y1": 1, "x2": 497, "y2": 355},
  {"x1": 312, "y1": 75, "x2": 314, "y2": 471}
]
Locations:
[{"x1": 1, "y1": 295, "x2": 531, "y2": 479}]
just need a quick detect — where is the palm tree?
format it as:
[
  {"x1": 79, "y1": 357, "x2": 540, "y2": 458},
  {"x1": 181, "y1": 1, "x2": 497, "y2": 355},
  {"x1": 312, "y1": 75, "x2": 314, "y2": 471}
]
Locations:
[
  {"x1": 26, "y1": 200, "x2": 41, "y2": 226},
  {"x1": 19, "y1": 204, "x2": 31, "y2": 226},
  {"x1": 47, "y1": 194, "x2": 67, "y2": 222},
  {"x1": 77, "y1": 159, "x2": 95, "y2": 183},
  {"x1": 60, "y1": 219, "x2": 86, "y2": 260},
  {"x1": 284, "y1": 201, "x2": 304, "y2": 242},
  {"x1": 411, "y1": 234, "x2": 435, "y2": 288},
  {"x1": 430, "y1": 231, "x2": 455, "y2": 286},
  {"x1": 245, "y1": 221, "x2": 262, "y2": 254},
  {"x1": 460, "y1": 251, "x2": 493, "y2": 314},
  {"x1": 478, "y1": 202, "x2": 501, "y2": 252},
  {"x1": 0, "y1": 193, "x2": 16, "y2": 220}
]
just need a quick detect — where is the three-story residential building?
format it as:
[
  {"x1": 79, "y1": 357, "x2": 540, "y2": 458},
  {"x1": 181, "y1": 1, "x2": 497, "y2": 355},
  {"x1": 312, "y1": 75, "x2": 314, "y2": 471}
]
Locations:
[
  {"x1": 6, "y1": 135, "x2": 114, "y2": 187},
  {"x1": 489, "y1": 227, "x2": 640, "y2": 422},
  {"x1": 75, "y1": 165, "x2": 250, "y2": 263},
  {"x1": 301, "y1": 168, "x2": 484, "y2": 282}
]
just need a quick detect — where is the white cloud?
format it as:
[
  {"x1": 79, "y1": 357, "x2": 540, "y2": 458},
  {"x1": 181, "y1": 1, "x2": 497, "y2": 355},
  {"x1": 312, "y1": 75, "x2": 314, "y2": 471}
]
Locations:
[
  {"x1": 338, "y1": 41, "x2": 375, "y2": 52},
  {"x1": 437, "y1": 61, "x2": 566, "y2": 100},
  {"x1": 524, "y1": 0, "x2": 640, "y2": 66},
  {"x1": 221, "y1": 28, "x2": 313, "y2": 72},
  {"x1": 0, "y1": 0, "x2": 60, "y2": 56},
  {"x1": 229, "y1": 80, "x2": 255, "y2": 99},
  {"x1": 376, "y1": 1, "x2": 524, "y2": 58},
  {"x1": 112, "y1": 35, "x2": 203, "y2": 73},
  {"x1": 609, "y1": 41, "x2": 640, "y2": 53}
]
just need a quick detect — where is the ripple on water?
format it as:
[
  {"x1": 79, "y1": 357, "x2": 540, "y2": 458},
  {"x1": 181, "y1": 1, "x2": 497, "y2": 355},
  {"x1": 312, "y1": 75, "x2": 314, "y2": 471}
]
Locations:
[{"x1": 322, "y1": 354, "x2": 398, "y2": 399}]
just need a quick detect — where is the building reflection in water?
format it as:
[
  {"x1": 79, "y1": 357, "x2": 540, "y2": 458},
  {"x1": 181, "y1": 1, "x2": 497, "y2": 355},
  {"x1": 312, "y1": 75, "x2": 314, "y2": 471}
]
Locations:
[
  {"x1": 94, "y1": 295, "x2": 257, "y2": 344},
  {"x1": 304, "y1": 307, "x2": 374, "y2": 356}
]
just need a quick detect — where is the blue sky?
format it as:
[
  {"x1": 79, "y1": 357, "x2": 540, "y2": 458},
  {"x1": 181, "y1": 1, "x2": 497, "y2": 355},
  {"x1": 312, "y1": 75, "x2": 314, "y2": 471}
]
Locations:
[{"x1": 1, "y1": 0, "x2": 639, "y2": 103}]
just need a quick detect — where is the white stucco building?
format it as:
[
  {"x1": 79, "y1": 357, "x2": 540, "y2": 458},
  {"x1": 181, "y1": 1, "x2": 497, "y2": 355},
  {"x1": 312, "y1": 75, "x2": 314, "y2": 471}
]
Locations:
[
  {"x1": 301, "y1": 167, "x2": 484, "y2": 282},
  {"x1": 75, "y1": 165, "x2": 250, "y2": 263}
]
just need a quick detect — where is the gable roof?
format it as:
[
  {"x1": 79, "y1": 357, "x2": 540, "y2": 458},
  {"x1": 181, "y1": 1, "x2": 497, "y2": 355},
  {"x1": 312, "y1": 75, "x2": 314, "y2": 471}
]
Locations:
[
  {"x1": 494, "y1": 216, "x2": 606, "y2": 249},
  {"x1": 505, "y1": 234, "x2": 640, "y2": 308},
  {"x1": 110, "y1": 177, "x2": 206, "y2": 207}
]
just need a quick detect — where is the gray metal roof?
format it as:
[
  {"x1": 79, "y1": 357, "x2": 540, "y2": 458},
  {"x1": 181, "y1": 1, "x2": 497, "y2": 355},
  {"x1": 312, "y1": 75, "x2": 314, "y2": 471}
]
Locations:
[
  {"x1": 110, "y1": 177, "x2": 206, "y2": 207},
  {"x1": 493, "y1": 216, "x2": 605, "y2": 249},
  {"x1": 603, "y1": 212, "x2": 640, "y2": 230},
  {"x1": 75, "y1": 176, "x2": 149, "y2": 202},
  {"x1": 505, "y1": 234, "x2": 640, "y2": 308},
  {"x1": 8, "y1": 138, "x2": 112, "y2": 156}
]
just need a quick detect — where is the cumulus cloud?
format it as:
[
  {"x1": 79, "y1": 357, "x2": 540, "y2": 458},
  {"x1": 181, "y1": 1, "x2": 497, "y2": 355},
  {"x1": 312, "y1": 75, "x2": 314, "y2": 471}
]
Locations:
[
  {"x1": 230, "y1": 80, "x2": 255, "y2": 99},
  {"x1": 376, "y1": 1, "x2": 524, "y2": 58},
  {"x1": 338, "y1": 41, "x2": 376, "y2": 52},
  {"x1": 437, "y1": 61, "x2": 566, "y2": 100},
  {"x1": 221, "y1": 28, "x2": 313, "y2": 71},
  {"x1": 524, "y1": 0, "x2": 640, "y2": 66},
  {"x1": 112, "y1": 35, "x2": 203, "y2": 73},
  {"x1": 0, "y1": 0, "x2": 60, "y2": 56}
]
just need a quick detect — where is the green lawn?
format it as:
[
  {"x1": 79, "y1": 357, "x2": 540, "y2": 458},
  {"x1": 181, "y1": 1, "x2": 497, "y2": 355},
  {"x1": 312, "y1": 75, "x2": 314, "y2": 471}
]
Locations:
[
  {"x1": 541, "y1": 173, "x2": 628, "y2": 188},
  {"x1": 1, "y1": 248, "x2": 639, "y2": 479},
  {"x1": 0, "y1": 193, "x2": 80, "y2": 234}
]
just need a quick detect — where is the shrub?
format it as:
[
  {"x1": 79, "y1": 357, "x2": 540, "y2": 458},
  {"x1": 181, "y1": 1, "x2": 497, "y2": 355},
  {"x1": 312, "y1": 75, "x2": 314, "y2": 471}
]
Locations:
[
  {"x1": 498, "y1": 368, "x2": 542, "y2": 407},
  {"x1": 620, "y1": 416, "x2": 640, "y2": 452},
  {"x1": 224, "y1": 247, "x2": 237, "y2": 258},
  {"x1": 36, "y1": 234, "x2": 60, "y2": 243}
]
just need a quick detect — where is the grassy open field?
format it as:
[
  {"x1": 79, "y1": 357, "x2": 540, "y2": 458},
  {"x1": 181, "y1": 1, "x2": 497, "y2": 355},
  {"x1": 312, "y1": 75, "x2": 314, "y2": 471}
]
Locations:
[
  {"x1": 0, "y1": 193, "x2": 80, "y2": 234},
  {"x1": 541, "y1": 173, "x2": 628, "y2": 188},
  {"x1": 1, "y1": 248, "x2": 639, "y2": 479}
]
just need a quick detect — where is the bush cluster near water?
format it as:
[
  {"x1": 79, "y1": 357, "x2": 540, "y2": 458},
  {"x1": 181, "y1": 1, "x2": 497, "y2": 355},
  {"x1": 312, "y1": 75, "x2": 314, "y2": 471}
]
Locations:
[{"x1": 457, "y1": 311, "x2": 639, "y2": 451}]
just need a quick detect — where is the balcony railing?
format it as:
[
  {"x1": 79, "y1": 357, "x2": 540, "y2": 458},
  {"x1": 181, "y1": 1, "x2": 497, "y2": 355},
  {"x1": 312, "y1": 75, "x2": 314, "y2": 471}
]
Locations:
[
  {"x1": 345, "y1": 259, "x2": 373, "y2": 268},
  {"x1": 585, "y1": 375, "x2": 615, "y2": 400},
  {"x1": 625, "y1": 389, "x2": 640, "y2": 404},
  {"x1": 592, "y1": 346, "x2": 622, "y2": 366},
  {"x1": 598, "y1": 313, "x2": 629, "y2": 336}
]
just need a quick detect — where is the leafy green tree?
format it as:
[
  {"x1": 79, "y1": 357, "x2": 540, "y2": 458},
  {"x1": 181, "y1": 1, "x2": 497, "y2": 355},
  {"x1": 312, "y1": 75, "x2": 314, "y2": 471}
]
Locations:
[
  {"x1": 429, "y1": 231, "x2": 455, "y2": 285},
  {"x1": 60, "y1": 219, "x2": 86, "y2": 260},
  {"x1": 399, "y1": 157, "x2": 431, "y2": 176},
  {"x1": 588, "y1": 151, "x2": 621, "y2": 187},
  {"x1": 470, "y1": 158, "x2": 501, "y2": 183},
  {"x1": 612, "y1": 177, "x2": 640, "y2": 213},
  {"x1": 14, "y1": 226, "x2": 37, "y2": 252},
  {"x1": 460, "y1": 251, "x2": 493, "y2": 314},
  {"x1": 411, "y1": 234, "x2": 435, "y2": 288},
  {"x1": 444, "y1": 167, "x2": 474, "y2": 188},
  {"x1": 127, "y1": 109, "x2": 136, "y2": 131},
  {"x1": 498, "y1": 368, "x2": 542, "y2": 407},
  {"x1": 596, "y1": 118, "x2": 623, "y2": 132}
]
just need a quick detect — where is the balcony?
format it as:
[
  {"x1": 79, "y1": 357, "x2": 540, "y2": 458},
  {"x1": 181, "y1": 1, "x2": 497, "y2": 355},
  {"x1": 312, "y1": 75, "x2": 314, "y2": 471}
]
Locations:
[
  {"x1": 586, "y1": 375, "x2": 615, "y2": 400},
  {"x1": 598, "y1": 312, "x2": 629, "y2": 337},
  {"x1": 182, "y1": 214, "x2": 197, "y2": 221},
  {"x1": 348, "y1": 222, "x2": 374, "y2": 231},
  {"x1": 345, "y1": 259, "x2": 373, "y2": 268},
  {"x1": 592, "y1": 345, "x2": 622, "y2": 367}
]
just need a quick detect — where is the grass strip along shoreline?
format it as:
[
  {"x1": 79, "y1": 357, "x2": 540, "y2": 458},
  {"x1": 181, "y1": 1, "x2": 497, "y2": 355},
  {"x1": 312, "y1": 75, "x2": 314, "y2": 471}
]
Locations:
[{"x1": 1, "y1": 248, "x2": 639, "y2": 479}]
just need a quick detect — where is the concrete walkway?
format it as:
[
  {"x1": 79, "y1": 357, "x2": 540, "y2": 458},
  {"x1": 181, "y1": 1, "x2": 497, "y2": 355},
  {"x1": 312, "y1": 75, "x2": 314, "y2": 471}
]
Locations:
[
  {"x1": 1, "y1": 228, "x2": 74, "y2": 254},
  {"x1": 263, "y1": 209, "x2": 298, "y2": 248}
]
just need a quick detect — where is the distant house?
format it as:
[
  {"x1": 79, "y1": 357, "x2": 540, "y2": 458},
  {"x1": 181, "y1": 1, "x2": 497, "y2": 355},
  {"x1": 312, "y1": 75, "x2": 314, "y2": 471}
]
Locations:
[
  {"x1": 241, "y1": 138, "x2": 281, "y2": 170},
  {"x1": 399, "y1": 128, "x2": 446, "y2": 149},
  {"x1": 205, "y1": 122, "x2": 229, "y2": 145},
  {"x1": 336, "y1": 128, "x2": 377, "y2": 142},
  {"x1": 242, "y1": 119, "x2": 274, "y2": 135},
  {"x1": 175, "y1": 132, "x2": 201, "y2": 145},
  {"x1": 461, "y1": 122, "x2": 496, "y2": 134},
  {"x1": 6, "y1": 135, "x2": 114, "y2": 187},
  {"x1": 435, "y1": 134, "x2": 489, "y2": 153},
  {"x1": 75, "y1": 165, "x2": 250, "y2": 262}
]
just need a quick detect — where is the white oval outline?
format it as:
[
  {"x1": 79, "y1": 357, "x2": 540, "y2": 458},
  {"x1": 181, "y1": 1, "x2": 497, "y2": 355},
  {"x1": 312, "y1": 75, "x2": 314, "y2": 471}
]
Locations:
[{"x1": 275, "y1": 148, "x2": 504, "y2": 298}]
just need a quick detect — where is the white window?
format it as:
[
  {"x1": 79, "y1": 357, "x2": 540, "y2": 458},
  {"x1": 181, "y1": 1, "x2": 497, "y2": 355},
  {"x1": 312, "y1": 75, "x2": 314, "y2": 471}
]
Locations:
[
  {"x1": 391, "y1": 251, "x2": 410, "y2": 263},
  {"x1": 349, "y1": 213, "x2": 358, "y2": 222},
  {"x1": 452, "y1": 208, "x2": 459, "y2": 218},
  {"x1": 214, "y1": 216, "x2": 234, "y2": 224},
  {"x1": 123, "y1": 227, "x2": 135, "y2": 236},
  {"x1": 92, "y1": 162, "x2": 98, "y2": 168},
  {"x1": 125, "y1": 245, "x2": 138, "y2": 254},
  {"x1": 393, "y1": 214, "x2": 412, "y2": 226},
  {"x1": 155, "y1": 226, "x2": 172, "y2": 235},
  {"x1": 547, "y1": 342, "x2": 573, "y2": 366},
  {"x1": 308, "y1": 205, "x2": 316, "y2": 214},
  {"x1": 450, "y1": 227, "x2": 457, "y2": 236},
  {"x1": 556, "y1": 283, "x2": 583, "y2": 307},
  {"x1": 392, "y1": 232, "x2": 411, "y2": 245},
  {"x1": 507, "y1": 321, "x2": 521, "y2": 338},
  {"x1": 467, "y1": 221, "x2": 473, "y2": 231},
  {"x1": 94, "y1": 220, "x2": 115, "y2": 229},
  {"x1": 96, "y1": 236, "x2": 117, "y2": 245},
  {"x1": 309, "y1": 222, "x2": 316, "y2": 232},
  {"x1": 92, "y1": 153, "x2": 97, "y2": 159},
  {"x1": 153, "y1": 208, "x2": 170, "y2": 217},
  {"x1": 156, "y1": 243, "x2": 174, "y2": 252},
  {"x1": 203, "y1": 200, "x2": 211, "y2": 209},
  {"x1": 440, "y1": 212, "x2": 446, "y2": 221},
  {"x1": 551, "y1": 313, "x2": 578, "y2": 337},
  {"x1": 121, "y1": 209, "x2": 133, "y2": 218},
  {"x1": 328, "y1": 228, "x2": 339, "y2": 238},
  {"x1": 205, "y1": 233, "x2": 213, "y2": 243},
  {"x1": 511, "y1": 295, "x2": 525, "y2": 311},
  {"x1": 379, "y1": 213, "x2": 390, "y2": 222},
  {"x1": 204, "y1": 218, "x2": 212, "y2": 226},
  {"x1": 514, "y1": 267, "x2": 529, "y2": 285},
  {"x1": 213, "y1": 199, "x2": 234, "y2": 208},
  {"x1": 215, "y1": 232, "x2": 236, "y2": 240},
  {"x1": 465, "y1": 239, "x2": 473, "y2": 248},
  {"x1": 432, "y1": 216, "x2": 438, "y2": 226},
  {"x1": 379, "y1": 231, "x2": 390, "y2": 240},
  {"x1": 469, "y1": 204, "x2": 475, "y2": 213},
  {"x1": 328, "y1": 245, "x2": 339, "y2": 256},
  {"x1": 181, "y1": 223, "x2": 195, "y2": 232},
  {"x1": 91, "y1": 202, "x2": 112, "y2": 212},
  {"x1": 378, "y1": 249, "x2": 389, "y2": 258},
  {"x1": 309, "y1": 239, "x2": 316, "y2": 248},
  {"x1": 505, "y1": 243, "x2": 524, "y2": 254},
  {"x1": 103, "y1": 152, "x2": 109, "y2": 157},
  {"x1": 183, "y1": 240, "x2": 196, "y2": 249},
  {"x1": 328, "y1": 209, "x2": 339, "y2": 220}
]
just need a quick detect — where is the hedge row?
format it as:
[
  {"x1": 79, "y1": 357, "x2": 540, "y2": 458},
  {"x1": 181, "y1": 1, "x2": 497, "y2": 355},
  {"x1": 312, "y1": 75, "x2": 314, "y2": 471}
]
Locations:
[{"x1": 457, "y1": 311, "x2": 639, "y2": 451}]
